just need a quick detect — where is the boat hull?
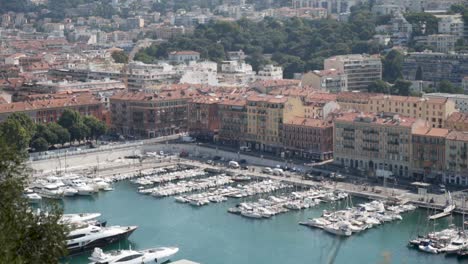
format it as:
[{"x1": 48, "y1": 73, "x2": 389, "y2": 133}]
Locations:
[{"x1": 67, "y1": 228, "x2": 136, "y2": 256}]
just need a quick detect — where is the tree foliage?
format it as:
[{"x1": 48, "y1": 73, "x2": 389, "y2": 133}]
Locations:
[
  {"x1": 404, "y1": 13, "x2": 439, "y2": 36},
  {"x1": 136, "y1": 5, "x2": 385, "y2": 78},
  {"x1": 0, "y1": 114, "x2": 36, "y2": 153},
  {"x1": 83, "y1": 116, "x2": 107, "y2": 140},
  {"x1": 0, "y1": 135, "x2": 67, "y2": 263},
  {"x1": 367, "y1": 79, "x2": 411, "y2": 96},
  {"x1": 438, "y1": 80, "x2": 464, "y2": 94},
  {"x1": 382, "y1": 50, "x2": 403, "y2": 83},
  {"x1": 111, "y1": 51, "x2": 129, "y2": 64}
]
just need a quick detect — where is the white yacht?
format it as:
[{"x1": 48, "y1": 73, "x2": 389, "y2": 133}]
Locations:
[
  {"x1": 323, "y1": 223, "x2": 352, "y2": 237},
  {"x1": 67, "y1": 225, "x2": 138, "y2": 255},
  {"x1": 89, "y1": 246, "x2": 179, "y2": 264},
  {"x1": 440, "y1": 237, "x2": 467, "y2": 254},
  {"x1": 62, "y1": 213, "x2": 101, "y2": 224},
  {"x1": 35, "y1": 183, "x2": 64, "y2": 199},
  {"x1": 63, "y1": 187, "x2": 79, "y2": 197}
]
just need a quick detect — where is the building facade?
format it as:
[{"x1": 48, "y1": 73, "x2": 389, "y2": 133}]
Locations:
[
  {"x1": 402, "y1": 52, "x2": 468, "y2": 86},
  {"x1": 334, "y1": 112, "x2": 423, "y2": 178},
  {"x1": 368, "y1": 95, "x2": 457, "y2": 128},
  {"x1": 324, "y1": 54, "x2": 382, "y2": 91},
  {"x1": 187, "y1": 96, "x2": 220, "y2": 141},
  {"x1": 445, "y1": 131, "x2": 468, "y2": 185},
  {"x1": 0, "y1": 93, "x2": 103, "y2": 124},
  {"x1": 411, "y1": 127, "x2": 450, "y2": 181},
  {"x1": 301, "y1": 69, "x2": 348, "y2": 93},
  {"x1": 282, "y1": 117, "x2": 333, "y2": 161},
  {"x1": 246, "y1": 95, "x2": 304, "y2": 154},
  {"x1": 110, "y1": 89, "x2": 199, "y2": 138},
  {"x1": 218, "y1": 97, "x2": 248, "y2": 146}
]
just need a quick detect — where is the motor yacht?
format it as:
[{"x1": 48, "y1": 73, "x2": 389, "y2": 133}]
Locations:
[
  {"x1": 62, "y1": 213, "x2": 101, "y2": 224},
  {"x1": 89, "y1": 246, "x2": 179, "y2": 264},
  {"x1": 67, "y1": 225, "x2": 138, "y2": 255}
]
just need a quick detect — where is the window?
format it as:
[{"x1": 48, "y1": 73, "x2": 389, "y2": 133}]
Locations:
[
  {"x1": 67, "y1": 234, "x2": 86, "y2": 240},
  {"x1": 116, "y1": 254, "x2": 144, "y2": 262}
]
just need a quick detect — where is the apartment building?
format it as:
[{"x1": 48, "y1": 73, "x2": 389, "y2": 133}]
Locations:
[
  {"x1": 110, "y1": 89, "x2": 199, "y2": 138},
  {"x1": 411, "y1": 127, "x2": 450, "y2": 181},
  {"x1": 218, "y1": 96, "x2": 248, "y2": 146},
  {"x1": 256, "y1": 64, "x2": 283, "y2": 81},
  {"x1": 246, "y1": 94, "x2": 304, "y2": 154},
  {"x1": 291, "y1": 0, "x2": 356, "y2": 14},
  {"x1": 336, "y1": 91, "x2": 377, "y2": 112},
  {"x1": 435, "y1": 14, "x2": 464, "y2": 38},
  {"x1": 324, "y1": 54, "x2": 382, "y2": 91},
  {"x1": 402, "y1": 52, "x2": 468, "y2": 86},
  {"x1": 0, "y1": 93, "x2": 103, "y2": 123},
  {"x1": 425, "y1": 93, "x2": 468, "y2": 113},
  {"x1": 282, "y1": 117, "x2": 333, "y2": 161},
  {"x1": 187, "y1": 96, "x2": 220, "y2": 141},
  {"x1": 445, "y1": 131, "x2": 468, "y2": 185},
  {"x1": 415, "y1": 34, "x2": 458, "y2": 53},
  {"x1": 368, "y1": 95, "x2": 457, "y2": 128},
  {"x1": 334, "y1": 112, "x2": 425, "y2": 178},
  {"x1": 301, "y1": 69, "x2": 348, "y2": 93}
]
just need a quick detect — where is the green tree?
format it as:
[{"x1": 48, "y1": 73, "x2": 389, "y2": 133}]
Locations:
[
  {"x1": 438, "y1": 80, "x2": 464, "y2": 94},
  {"x1": 31, "y1": 137, "x2": 49, "y2": 152},
  {"x1": 415, "y1": 66, "x2": 423, "y2": 80},
  {"x1": 58, "y1": 109, "x2": 82, "y2": 131},
  {"x1": 83, "y1": 116, "x2": 107, "y2": 141},
  {"x1": 405, "y1": 13, "x2": 439, "y2": 36},
  {"x1": 0, "y1": 137, "x2": 67, "y2": 262},
  {"x1": 70, "y1": 123, "x2": 90, "y2": 142},
  {"x1": 382, "y1": 50, "x2": 403, "y2": 83},
  {"x1": 393, "y1": 79, "x2": 412, "y2": 96},
  {"x1": 0, "y1": 119, "x2": 32, "y2": 153},
  {"x1": 34, "y1": 124, "x2": 58, "y2": 145},
  {"x1": 111, "y1": 51, "x2": 129, "y2": 64},
  {"x1": 367, "y1": 80, "x2": 391, "y2": 94},
  {"x1": 48, "y1": 123, "x2": 71, "y2": 145}
]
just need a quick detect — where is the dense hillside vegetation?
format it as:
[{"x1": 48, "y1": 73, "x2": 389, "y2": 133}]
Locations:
[{"x1": 137, "y1": 4, "x2": 384, "y2": 78}]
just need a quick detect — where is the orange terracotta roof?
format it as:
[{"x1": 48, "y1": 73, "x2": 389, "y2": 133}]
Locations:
[
  {"x1": 0, "y1": 94, "x2": 100, "y2": 114},
  {"x1": 447, "y1": 131, "x2": 468, "y2": 141},
  {"x1": 335, "y1": 112, "x2": 417, "y2": 128},
  {"x1": 413, "y1": 127, "x2": 450, "y2": 137},
  {"x1": 447, "y1": 112, "x2": 468, "y2": 123},
  {"x1": 285, "y1": 117, "x2": 332, "y2": 128}
]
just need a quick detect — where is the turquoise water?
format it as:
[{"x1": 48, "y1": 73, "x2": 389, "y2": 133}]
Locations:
[{"x1": 61, "y1": 181, "x2": 466, "y2": 264}]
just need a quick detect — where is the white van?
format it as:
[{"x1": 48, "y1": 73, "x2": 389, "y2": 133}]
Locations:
[
  {"x1": 272, "y1": 168, "x2": 284, "y2": 176},
  {"x1": 228, "y1": 161, "x2": 240, "y2": 168}
]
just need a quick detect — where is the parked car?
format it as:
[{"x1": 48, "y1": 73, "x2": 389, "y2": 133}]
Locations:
[
  {"x1": 262, "y1": 167, "x2": 273, "y2": 174},
  {"x1": 228, "y1": 161, "x2": 240, "y2": 168},
  {"x1": 239, "y1": 159, "x2": 247, "y2": 164},
  {"x1": 213, "y1": 156, "x2": 221, "y2": 161}
]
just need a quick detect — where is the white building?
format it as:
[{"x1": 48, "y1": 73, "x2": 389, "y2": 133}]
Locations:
[
  {"x1": 324, "y1": 54, "x2": 382, "y2": 91},
  {"x1": 426, "y1": 34, "x2": 458, "y2": 53},
  {"x1": 218, "y1": 60, "x2": 256, "y2": 86},
  {"x1": 301, "y1": 69, "x2": 348, "y2": 93},
  {"x1": 256, "y1": 64, "x2": 283, "y2": 81},
  {"x1": 179, "y1": 61, "x2": 218, "y2": 86},
  {"x1": 435, "y1": 14, "x2": 464, "y2": 38},
  {"x1": 127, "y1": 62, "x2": 178, "y2": 90}
]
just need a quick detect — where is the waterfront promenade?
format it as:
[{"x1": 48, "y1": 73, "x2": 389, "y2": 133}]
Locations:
[{"x1": 29, "y1": 141, "x2": 468, "y2": 216}]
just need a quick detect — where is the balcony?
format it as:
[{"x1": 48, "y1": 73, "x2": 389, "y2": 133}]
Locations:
[{"x1": 343, "y1": 136, "x2": 354, "y2": 141}]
